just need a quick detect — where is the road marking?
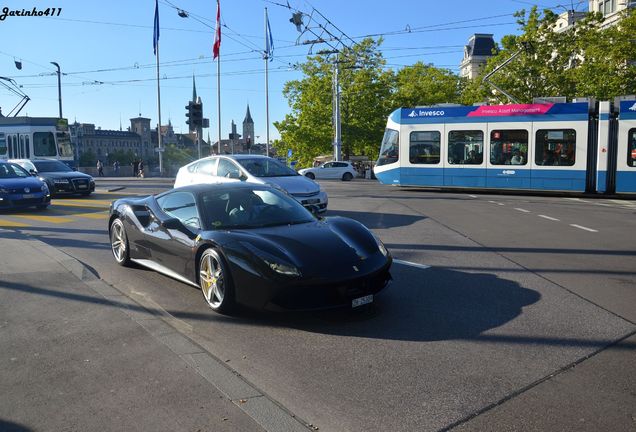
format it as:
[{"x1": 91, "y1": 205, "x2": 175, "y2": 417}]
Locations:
[
  {"x1": 570, "y1": 224, "x2": 598, "y2": 232},
  {"x1": 488, "y1": 200, "x2": 504, "y2": 206},
  {"x1": 0, "y1": 219, "x2": 29, "y2": 227},
  {"x1": 538, "y1": 214, "x2": 560, "y2": 221},
  {"x1": 567, "y1": 198, "x2": 590, "y2": 203},
  {"x1": 73, "y1": 211, "x2": 109, "y2": 219},
  {"x1": 393, "y1": 259, "x2": 431, "y2": 270},
  {"x1": 468, "y1": 195, "x2": 478, "y2": 198},
  {"x1": 514, "y1": 208, "x2": 531, "y2": 213},
  {"x1": 15, "y1": 214, "x2": 75, "y2": 224},
  {"x1": 595, "y1": 202, "x2": 612, "y2": 207},
  {"x1": 61, "y1": 198, "x2": 114, "y2": 205}
]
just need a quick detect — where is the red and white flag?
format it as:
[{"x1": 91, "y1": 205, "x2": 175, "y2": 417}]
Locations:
[{"x1": 213, "y1": 0, "x2": 221, "y2": 60}]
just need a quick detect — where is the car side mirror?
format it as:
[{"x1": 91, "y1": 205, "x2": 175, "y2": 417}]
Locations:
[
  {"x1": 161, "y1": 217, "x2": 183, "y2": 230},
  {"x1": 239, "y1": 173, "x2": 248, "y2": 181},
  {"x1": 226, "y1": 171, "x2": 241, "y2": 179},
  {"x1": 29, "y1": 169, "x2": 38, "y2": 176},
  {"x1": 307, "y1": 204, "x2": 321, "y2": 218}
]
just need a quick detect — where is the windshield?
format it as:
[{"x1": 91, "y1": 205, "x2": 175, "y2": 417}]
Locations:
[
  {"x1": 200, "y1": 187, "x2": 314, "y2": 230},
  {"x1": 0, "y1": 162, "x2": 30, "y2": 179},
  {"x1": 32, "y1": 160, "x2": 72, "y2": 173},
  {"x1": 377, "y1": 128, "x2": 399, "y2": 166},
  {"x1": 236, "y1": 158, "x2": 298, "y2": 177}
]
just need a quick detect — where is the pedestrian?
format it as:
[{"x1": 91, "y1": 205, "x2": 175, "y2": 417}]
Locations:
[
  {"x1": 138, "y1": 159, "x2": 144, "y2": 178},
  {"x1": 113, "y1": 160, "x2": 120, "y2": 174},
  {"x1": 97, "y1": 159, "x2": 104, "y2": 177}
]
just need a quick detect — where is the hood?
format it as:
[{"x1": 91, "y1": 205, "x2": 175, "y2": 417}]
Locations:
[
  {"x1": 225, "y1": 218, "x2": 383, "y2": 280},
  {"x1": 39, "y1": 171, "x2": 93, "y2": 180},
  {"x1": 263, "y1": 175, "x2": 320, "y2": 195},
  {"x1": 0, "y1": 176, "x2": 46, "y2": 191}
]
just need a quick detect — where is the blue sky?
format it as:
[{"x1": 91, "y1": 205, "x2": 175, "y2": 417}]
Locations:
[{"x1": 1, "y1": 0, "x2": 585, "y2": 142}]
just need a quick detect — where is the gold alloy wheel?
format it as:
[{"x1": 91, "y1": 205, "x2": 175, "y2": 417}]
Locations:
[{"x1": 199, "y1": 249, "x2": 225, "y2": 309}]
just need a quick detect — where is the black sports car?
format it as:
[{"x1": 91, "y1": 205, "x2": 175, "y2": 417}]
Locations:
[{"x1": 108, "y1": 183, "x2": 392, "y2": 313}]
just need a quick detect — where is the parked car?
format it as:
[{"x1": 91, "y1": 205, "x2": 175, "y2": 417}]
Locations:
[
  {"x1": 108, "y1": 182, "x2": 392, "y2": 313},
  {"x1": 11, "y1": 159, "x2": 95, "y2": 197},
  {"x1": 174, "y1": 155, "x2": 328, "y2": 213},
  {"x1": 298, "y1": 161, "x2": 357, "y2": 181},
  {"x1": 0, "y1": 161, "x2": 51, "y2": 210}
]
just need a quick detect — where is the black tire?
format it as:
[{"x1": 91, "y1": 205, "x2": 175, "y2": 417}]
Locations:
[
  {"x1": 199, "y1": 248, "x2": 235, "y2": 314},
  {"x1": 110, "y1": 218, "x2": 131, "y2": 266},
  {"x1": 342, "y1": 172, "x2": 353, "y2": 181},
  {"x1": 36, "y1": 204, "x2": 49, "y2": 210},
  {"x1": 305, "y1": 172, "x2": 315, "y2": 180}
]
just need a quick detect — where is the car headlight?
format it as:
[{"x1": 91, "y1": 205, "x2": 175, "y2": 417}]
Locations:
[
  {"x1": 41, "y1": 183, "x2": 49, "y2": 193},
  {"x1": 242, "y1": 242, "x2": 301, "y2": 277},
  {"x1": 372, "y1": 233, "x2": 389, "y2": 257},
  {"x1": 265, "y1": 182, "x2": 286, "y2": 193},
  {"x1": 0, "y1": 187, "x2": 8, "y2": 194}
]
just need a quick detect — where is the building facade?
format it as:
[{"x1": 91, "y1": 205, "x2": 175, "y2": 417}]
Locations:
[{"x1": 459, "y1": 34, "x2": 497, "y2": 80}]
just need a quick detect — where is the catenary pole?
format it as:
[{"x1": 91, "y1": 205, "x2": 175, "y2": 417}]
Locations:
[{"x1": 265, "y1": 7, "x2": 270, "y2": 157}]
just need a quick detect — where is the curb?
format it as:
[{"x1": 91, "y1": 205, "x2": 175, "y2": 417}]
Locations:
[{"x1": 12, "y1": 230, "x2": 313, "y2": 432}]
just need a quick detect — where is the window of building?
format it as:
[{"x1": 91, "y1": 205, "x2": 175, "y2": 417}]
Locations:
[
  {"x1": 535, "y1": 129, "x2": 576, "y2": 166},
  {"x1": 448, "y1": 130, "x2": 484, "y2": 164},
  {"x1": 628, "y1": 128, "x2": 636, "y2": 167},
  {"x1": 490, "y1": 129, "x2": 528, "y2": 165},
  {"x1": 33, "y1": 132, "x2": 57, "y2": 156},
  {"x1": 410, "y1": 131, "x2": 441, "y2": 164},
  {"x1": 0, "y1": 133, "x2": 6, "y2": 156}
]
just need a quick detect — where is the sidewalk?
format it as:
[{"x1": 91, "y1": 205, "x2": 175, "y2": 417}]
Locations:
[{"x1": 0, "y1": 230, "x2": 308, "y2": 432}]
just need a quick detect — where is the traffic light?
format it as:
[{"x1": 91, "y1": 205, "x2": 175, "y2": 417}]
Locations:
[
  {"x1": 185, "y1": 101, "x2": 194, "y2": 131},
  {"x1": 191, "y1": 102, "x2": 203, "y2": 128}
]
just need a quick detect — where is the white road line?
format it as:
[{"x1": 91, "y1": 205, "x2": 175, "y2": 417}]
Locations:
[
  {"x1": 596, "y1": 203, "x2": 612, "y2": 207},
  {"x1": 570, "y1": 224, "x2": 598, "y2": 233},
  {"x1": 393, "y1": 259, "x2": 431, "y2": 270},
  {"x1": 538, "y1": 214, "x2": 560, "y2": 221},
  {"x1": 488, "y1": 200, "x2": 504, "y2": 206},
  {"x1": 566, "y1": 197, "x2": 590, "y2": 203},
  {"x1": 514, "y1": 208, "x2": 531, "y2": 213},
  {"x1": 469, "y1": 195, "x2": 478, "y2": 198}
]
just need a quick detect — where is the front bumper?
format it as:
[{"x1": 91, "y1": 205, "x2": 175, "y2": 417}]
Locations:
[
  {"x1": 48, "y1": 178, "x2": 95, "y2": 195},
  {"x1": 291, "y1": 190, "x2": 328, "y2": 213},
  {"x1": 0, "y1": 191, "x2": 51, "y2": 210}
]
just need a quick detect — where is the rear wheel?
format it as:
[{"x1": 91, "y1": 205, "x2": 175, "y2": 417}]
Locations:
[
  {"x1": 342, "y1": 172, "x2": 353, "y2": 181},
  {"x1": 305, "y1": 172, "x2": 315, "y2": 180},
  {"x1": 110, "y1": 218, "x2": 130, "y2": 266},
  {"x1": 199, "y1": 248, "x2": 234, "y2": 313}
]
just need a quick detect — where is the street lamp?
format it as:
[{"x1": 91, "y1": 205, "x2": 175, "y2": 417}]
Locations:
[{"x1": 50, "y1": 62, "x2": 62, "y2": 118}]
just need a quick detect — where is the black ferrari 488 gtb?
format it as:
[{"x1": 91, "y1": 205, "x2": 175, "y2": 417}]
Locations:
[{"x1": 108, "y1": 183, "x2": 392, "y2": 313}]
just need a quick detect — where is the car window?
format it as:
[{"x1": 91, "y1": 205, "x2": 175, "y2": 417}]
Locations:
[
  {"x1": 32, "y1": 160, "x2": 72, "y2": 172},
  {"x1": 217, "y1": 159, "x2": 241, "y2": 178},
  {"x1": 0, "y1": 162, "x2": 30, "y2": 178},
  {"x1": 196, "y1": 159, "x2": 217, "y2": 175},
  {"x1": 323, "y1": 162, "x2": 333, "y2": 168},
  {"x1": 157, "y1": 191, "x2": 201, "y2": 229},
  {"x1": 235, "y1": 157, "x2": 297, "y2": 177}
]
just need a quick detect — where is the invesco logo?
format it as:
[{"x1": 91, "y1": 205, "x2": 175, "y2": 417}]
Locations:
[{"x1": 408, "y1": 109, "x2": 446, "y2": 118}]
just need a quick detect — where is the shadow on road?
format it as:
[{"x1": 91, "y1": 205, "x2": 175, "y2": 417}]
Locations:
[{"x1": 325, "y1": 210, "x2": 425, "y2": 229}]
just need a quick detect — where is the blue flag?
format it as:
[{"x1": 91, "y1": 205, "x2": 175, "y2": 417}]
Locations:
[
  {"x1": 153, "y1": 0, "x2": 160, "y2": 55},
  {"x1": 265, "y1": 14, "x2": 274, "y2": 61}
]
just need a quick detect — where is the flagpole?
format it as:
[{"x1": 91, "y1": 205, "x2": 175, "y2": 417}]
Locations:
[
  {"x1": 264, "y1": 7, "x2": 270, "y2": 157},
  {"x1": 154, "y1": 0, "x2": 163, "y2": 175}
]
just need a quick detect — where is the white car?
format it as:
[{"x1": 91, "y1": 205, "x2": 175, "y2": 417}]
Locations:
[
  {"x1": 175, "y1": 155, "x2": 328, "y2": 213},
  {"x1": 298, "y1": 161, "x2": 357, "y2": 181}
]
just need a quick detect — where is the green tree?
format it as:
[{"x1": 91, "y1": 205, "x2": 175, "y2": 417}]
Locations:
[
  {"x1": 274, "y1": 38, "x2": 393, "y2": 167},
  {"x1": 392, "y1": 62, "x2": 465, "y2": 107},
  {"x1": 79, "y1": 148, "x2": 96, "y2": 167}
]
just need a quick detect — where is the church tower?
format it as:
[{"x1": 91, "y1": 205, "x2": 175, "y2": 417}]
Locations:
[{"x1": 242, "y1": 104, "x2": 254, "y2": 146}]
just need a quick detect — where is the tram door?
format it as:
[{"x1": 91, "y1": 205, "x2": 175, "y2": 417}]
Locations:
[{"x1": 7, "y1": 134, "x2": 30, "y2": 159}]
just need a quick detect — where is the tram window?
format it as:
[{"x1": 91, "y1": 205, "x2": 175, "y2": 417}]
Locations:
[
  {"x1": 378, "y1": 128, "x2": 399, "y2": 166},
  {"x1": 628, "y1": 129, "x2": 636, "y2": 167},
  {"x1": 56, "y1": 132, "x2": 73, "y2": 158},
  {"x1": 490, "y1": 130, "x2": 528, "y2": 165},
  {"x1": 448, "y1": 130, "x2": 483, "y2": 165},
  {"x1": 410, "y1": 131, "x2": 440, "y2": 164},
  {"x1": 0, "y1": 133, "x2": 6, "y2": 156},
  {"x1": 535, "y1": 129, "x2": 575, "y2": 166},
  {"x1": 33, "y1": 132, "x2": 57, "y2": 156}
]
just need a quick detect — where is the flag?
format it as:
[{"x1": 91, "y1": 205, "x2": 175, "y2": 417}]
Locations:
[
  {"x1": 213, "y1": 0, "x2": 221, "y2": 60},
  {"x1": 265, "y1": 13, "x2": 274, "y2": 61},
  {"x1": 153, "y1": 0, "x2": 160, "y2": 56}
]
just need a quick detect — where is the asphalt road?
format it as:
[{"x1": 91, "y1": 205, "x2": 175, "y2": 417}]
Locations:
[{"x1": 1, "y1": 178, "x2": 635, "y2": 432}]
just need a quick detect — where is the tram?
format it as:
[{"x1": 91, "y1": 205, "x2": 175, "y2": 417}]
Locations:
[
  {"x1": 0, "y1": 117, "x2": 73, "y2": 163},
  {"x1": 374, "y1": 99, "x2": 636, "y2": 194}
]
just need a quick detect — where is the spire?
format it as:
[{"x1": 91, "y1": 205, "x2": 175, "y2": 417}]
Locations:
[
  {"x1": 192, "y1": 74, "x2": 197, "y2": 102},
  {"x1": 243, "y1": 104, "x2": 253, "y2": 124}
]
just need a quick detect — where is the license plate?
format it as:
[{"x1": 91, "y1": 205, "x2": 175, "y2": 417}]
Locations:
[
  {"x1": 21, "y1": 194, "x2": 34, "y2": 199},
  {"x1": 305, "y1": 199, "x2": 320, "y2": 204},
  {"x1": 352, "y1": 294, "x2": 373, "y2": 308},
  {"x1": 78, "y1": 184, "x2": 87, "y2": 189}
]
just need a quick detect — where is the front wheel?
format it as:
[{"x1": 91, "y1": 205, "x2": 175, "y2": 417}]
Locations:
[
  {"x1": 199, "y1": 248, "x2": 234, "y2": 314},
  {"x1": 305, "y1": 172, "x2": 315, "y2": 180},
  {"x1": 110, "y1": 218, "x2": 131, "y2": 266},
  {"x1": 342, "y1": 172, "x2": 353, "y2": 181}
]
